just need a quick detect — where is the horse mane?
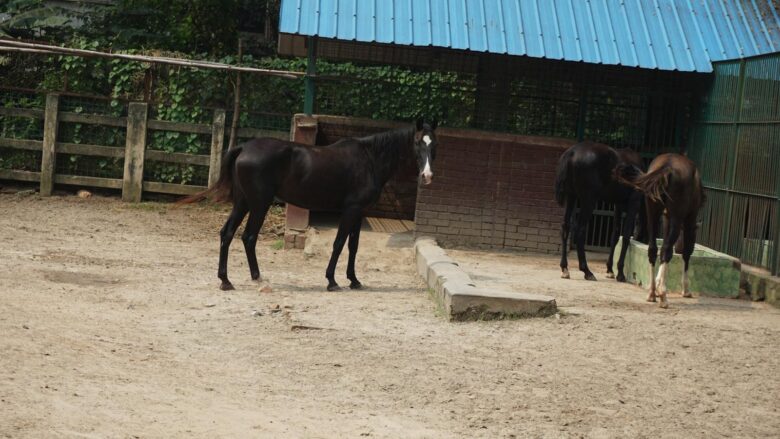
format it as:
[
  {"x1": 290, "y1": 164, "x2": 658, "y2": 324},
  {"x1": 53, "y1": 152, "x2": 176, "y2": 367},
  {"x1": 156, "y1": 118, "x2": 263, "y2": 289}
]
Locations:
[{"x1": 359, "y1": 126, "x2": 414, "y2": 182}]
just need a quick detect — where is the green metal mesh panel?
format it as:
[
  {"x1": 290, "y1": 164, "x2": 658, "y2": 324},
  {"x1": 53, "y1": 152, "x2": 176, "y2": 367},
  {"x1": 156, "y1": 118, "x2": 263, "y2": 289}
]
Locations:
[{"x1": 689, "y1": 53, "x2": 780, "y2": 274}]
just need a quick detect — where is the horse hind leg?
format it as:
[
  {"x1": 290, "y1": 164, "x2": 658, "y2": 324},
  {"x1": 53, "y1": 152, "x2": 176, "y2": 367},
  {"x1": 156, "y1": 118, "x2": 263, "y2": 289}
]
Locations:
[
  {"x1": 241, "y1": 198, "x2": 273, "y2": 282},
  {"x1": 606, "y1": 205, "x2": 624, "y2": 279},
  {"x1": 560, "y1": 199, "x2": 575, "y2": 279},
  {"x1": 645, "y1": 200, "x2": 663, "y2": 303},
  {"x1": 681, "y1": 217, "x2": 697, "y2": 298},
  {"x1": 346, "y1": 216, "x2": 363, "y2": 289},
  {"x1": 656, "y1": 217, "x2": 681, "y2": 309},
  {"x1": 575, "y1": 200, "x2": 597, "y2": 281},
  {"x1": 218, "y1": 199, "x2": 249, "y2": 290}
]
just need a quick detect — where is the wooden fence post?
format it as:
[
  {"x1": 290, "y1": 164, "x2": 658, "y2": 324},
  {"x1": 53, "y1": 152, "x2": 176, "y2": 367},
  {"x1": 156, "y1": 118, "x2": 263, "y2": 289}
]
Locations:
[
  {"x1": 39, "y1": 93, "x2": 59, "y2": 196},
  {"x1": 122, "y1": 102, "x2": 148, "y2": 202},
  {"x1": 209, "y1": 109, "x2": 226, "y2": 187}
]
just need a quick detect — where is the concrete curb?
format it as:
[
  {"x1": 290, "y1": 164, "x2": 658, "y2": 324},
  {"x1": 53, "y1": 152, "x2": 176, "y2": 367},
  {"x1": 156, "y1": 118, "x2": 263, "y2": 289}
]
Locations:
[{"x1": 415, "y1": 236, "x2": 557, "y2": 321}]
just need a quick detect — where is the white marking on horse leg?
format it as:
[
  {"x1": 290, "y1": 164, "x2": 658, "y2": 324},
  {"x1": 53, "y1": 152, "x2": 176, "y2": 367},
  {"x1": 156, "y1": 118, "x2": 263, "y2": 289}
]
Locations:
[
  {"x1": 561, "y1": 267, "x2": 570, "y2": 279},
  {"x1": 682, "y1": 269, "x2": 691, "y2": 298},
  {"x1": 656, "y1": 262, "x2": 669, "y2": 308},
  {"x1": 656, "y1": 262, "x2": 668, "y2": 294},
  {"x1": 647, "y1": 262, "x2": 656, "y2": 302}
]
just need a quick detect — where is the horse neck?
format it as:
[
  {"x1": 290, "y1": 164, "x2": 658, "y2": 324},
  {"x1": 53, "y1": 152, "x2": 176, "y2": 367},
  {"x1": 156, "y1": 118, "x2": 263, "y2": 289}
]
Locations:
[{"x1": 363, "y1": 127, "x2": 414, "y2": 184}]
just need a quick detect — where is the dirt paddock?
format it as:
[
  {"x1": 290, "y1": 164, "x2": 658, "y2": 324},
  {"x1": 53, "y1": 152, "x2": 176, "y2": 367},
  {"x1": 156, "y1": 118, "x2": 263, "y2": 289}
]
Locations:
[{"x1": 1, "y1": 192, "x2": 778, "y2": 438}]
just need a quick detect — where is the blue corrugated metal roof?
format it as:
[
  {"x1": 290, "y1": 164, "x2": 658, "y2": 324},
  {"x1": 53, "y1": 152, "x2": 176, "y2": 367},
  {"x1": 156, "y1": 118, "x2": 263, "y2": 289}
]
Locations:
[{"x1": 279, "y1": 0, "x2": 780, "y2": 72}]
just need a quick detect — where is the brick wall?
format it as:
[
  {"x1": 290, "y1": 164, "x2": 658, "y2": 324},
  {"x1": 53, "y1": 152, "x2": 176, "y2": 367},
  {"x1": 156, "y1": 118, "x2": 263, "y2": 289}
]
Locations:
[{"x1": 414, "y1": 128, "x2": 574, "y2": 254}]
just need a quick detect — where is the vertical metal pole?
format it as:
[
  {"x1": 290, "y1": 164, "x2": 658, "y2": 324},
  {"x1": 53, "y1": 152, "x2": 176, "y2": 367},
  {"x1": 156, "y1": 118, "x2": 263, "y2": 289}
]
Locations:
[
  {"x1": 304, "y1": 37, "x2": 318, "y2": 116},
  {"x1": 722, "y1": 59, "x2": 747, "y2": 254}
]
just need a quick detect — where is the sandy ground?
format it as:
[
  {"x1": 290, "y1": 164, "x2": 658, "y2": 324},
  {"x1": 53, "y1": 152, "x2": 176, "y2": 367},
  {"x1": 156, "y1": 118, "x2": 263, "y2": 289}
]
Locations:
[{"x1": 1, "y1": 191, "x2": 778, "y2": 438}]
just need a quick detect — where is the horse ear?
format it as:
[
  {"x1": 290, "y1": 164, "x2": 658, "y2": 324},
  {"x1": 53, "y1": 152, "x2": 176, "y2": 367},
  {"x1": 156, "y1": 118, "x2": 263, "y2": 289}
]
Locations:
[
  {"x1": 416, "y1": 118, "x2": 424, "y2": 131},
  {"x1": 431, "y1": 119, "x2": 438, "y2": 130}
]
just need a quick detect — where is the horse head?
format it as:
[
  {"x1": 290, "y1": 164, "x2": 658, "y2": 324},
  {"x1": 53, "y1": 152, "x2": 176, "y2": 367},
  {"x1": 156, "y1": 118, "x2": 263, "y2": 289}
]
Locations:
[{"x1": 414, "y1": 118, "x2": 438, "y2": 185}]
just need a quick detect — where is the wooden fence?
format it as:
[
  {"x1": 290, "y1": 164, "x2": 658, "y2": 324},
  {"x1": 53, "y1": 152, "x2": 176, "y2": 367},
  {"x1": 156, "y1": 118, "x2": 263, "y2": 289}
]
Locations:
[{"x1": 0, "y1": 93, "x2": 287, "y2": 201}]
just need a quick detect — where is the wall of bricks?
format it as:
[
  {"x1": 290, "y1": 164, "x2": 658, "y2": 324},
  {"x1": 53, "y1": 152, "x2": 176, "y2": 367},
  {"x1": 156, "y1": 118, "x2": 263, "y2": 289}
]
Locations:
[
  {"x1": 302, "y1": 115, "x2": 574, "y2": 254},
  {"x1": 414, "y1": 128, "x2": 575, "y2": 254}
]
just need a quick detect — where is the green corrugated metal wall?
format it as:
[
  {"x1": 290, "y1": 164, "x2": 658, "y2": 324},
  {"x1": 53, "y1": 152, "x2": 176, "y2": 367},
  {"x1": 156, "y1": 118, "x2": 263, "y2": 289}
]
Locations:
[{"x1": 689, "y1": 53, "x2": 780, "y2": 275}]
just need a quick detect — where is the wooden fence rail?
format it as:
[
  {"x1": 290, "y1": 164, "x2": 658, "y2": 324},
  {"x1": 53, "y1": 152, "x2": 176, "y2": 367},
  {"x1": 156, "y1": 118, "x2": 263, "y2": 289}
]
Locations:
[{"x1": 0, "y1": 93, "x2": 287, "y2": 200}]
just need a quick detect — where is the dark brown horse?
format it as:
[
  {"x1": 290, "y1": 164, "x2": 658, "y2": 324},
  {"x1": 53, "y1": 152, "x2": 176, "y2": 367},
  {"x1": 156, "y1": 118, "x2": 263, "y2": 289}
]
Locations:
[
  {"x1": 179, "y1": 119, "x2": 438, "y2": 291},
  {"x1": 616, "y1": 153, "x2": 705, "y2": 308},
  {"x1": 554, "y1": 142, "x2": 644, "y2": 281}
]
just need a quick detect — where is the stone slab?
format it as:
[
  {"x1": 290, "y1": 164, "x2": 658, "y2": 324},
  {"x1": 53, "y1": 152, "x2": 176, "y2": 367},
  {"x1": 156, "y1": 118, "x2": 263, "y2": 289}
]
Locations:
[
  {"x1": 614, "y1": 237, "x2": 742, "y2": 298},
  {"x1": 415, "y1": 236, "x2": 557, "y2": 321}
]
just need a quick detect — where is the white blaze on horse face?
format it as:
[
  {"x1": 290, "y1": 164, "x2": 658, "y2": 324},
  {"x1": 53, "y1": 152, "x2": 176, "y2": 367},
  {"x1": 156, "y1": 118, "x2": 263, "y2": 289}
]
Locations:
[{"x1": 421, "y1": 135, "x2": 433, "y2": 185}]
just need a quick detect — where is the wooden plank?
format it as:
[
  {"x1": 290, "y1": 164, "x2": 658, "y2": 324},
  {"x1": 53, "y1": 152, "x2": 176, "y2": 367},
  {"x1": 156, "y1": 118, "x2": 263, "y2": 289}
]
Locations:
[
  {"x1": 147, "y1": 119, "x2": 212, "y2": 134},
  {"x1": 142, "y1": 181, "x2": 205, "y2": 195},
  {"x1": 145, "y1": 149, "x2": 210, "y2": 166},
  {"x1": 54, "y1": 174, "x2": 123, "y2": 189},
  {"x1": 122, "y1": 102, "x2": 148, "y2": 202},
  {"x1": 209, "y1": 109, "x2": 226, "y2": 187},
  {"x1": 56, "y1": 142, "x2": 124, "y2": 158},
  {"x1": 39, "y1": 94, "x2": 59, "y2": 196},
  {"x1": 236, "y1": 127, "x2": 289, "y2": 140},
  {"x1": 0, "y1": 107, "x2": 44, "y2": 119},
  {"x1": 0, "y1": 169, "x2": 40, "y2": 182},
  {"x1": 0, "y1": 138, "x2": 42, "y2": 151},
  {"x1": 59, "y1": 112, "x2": 127, "y2": 127}
]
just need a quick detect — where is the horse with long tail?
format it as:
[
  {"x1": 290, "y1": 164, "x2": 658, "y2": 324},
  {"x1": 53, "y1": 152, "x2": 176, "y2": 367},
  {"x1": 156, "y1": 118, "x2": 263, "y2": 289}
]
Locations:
[
  {"x1": 178, "y1": 119, "x2": 438, "y2": 291},
  {"x1": 615, "y1": 153, "x2": 705, "y2": 308}
]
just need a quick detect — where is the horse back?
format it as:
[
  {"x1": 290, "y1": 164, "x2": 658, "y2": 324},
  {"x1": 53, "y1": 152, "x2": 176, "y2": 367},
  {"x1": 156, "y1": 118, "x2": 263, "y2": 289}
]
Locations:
[{"x1": 235, "y1": 137, "x2": 376, "y2": 211}]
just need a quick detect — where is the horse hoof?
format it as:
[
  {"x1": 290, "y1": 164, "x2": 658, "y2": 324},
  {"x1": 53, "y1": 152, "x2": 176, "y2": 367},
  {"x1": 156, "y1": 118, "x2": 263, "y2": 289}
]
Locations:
[
  {"x1": 682, "y1": 292, "x2": 692, "y2": 298},
  {"x1": 561, "y1": 269, "x2": 570, "y2": 279},
  {"x1": 220, "y1": 282, "x2": 235, "y2": 291},
  {"x1": 647, "y1": 294, "x2": 656, "y2": 303},
  {"x1": 584, "y1": 273, "x2": 597, "y2": 281},
  {"x1": 251, "y1": 272, "x2": 261, "y2": 281},
  {"x1": 606, "y1": 272, "x2": 615, "y2": 279},
  {"x1": 659, "y1": 300, "x2": 669, "y2": 309},
  {"x1": 327, "y1": 283, "x2": 341, "y2": 292},
  {"x1": 616, "y1": 273, "x2": 626, "y2": 283},
  {"x1": 350, "y1": 281, "x2": 363, "y2": 290}
]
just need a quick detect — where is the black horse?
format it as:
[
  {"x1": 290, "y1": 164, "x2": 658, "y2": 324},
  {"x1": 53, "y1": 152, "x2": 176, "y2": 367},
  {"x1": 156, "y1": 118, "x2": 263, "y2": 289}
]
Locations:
[
  {"x1": 554, "y1": 141, "x2": 644, "y2": 282},
  {"x1": 616, "y1": 153, "x2": 705, "y2": 308},
  {"x1": 179, "y1": 119, "x2": 438, "y2": 291}
]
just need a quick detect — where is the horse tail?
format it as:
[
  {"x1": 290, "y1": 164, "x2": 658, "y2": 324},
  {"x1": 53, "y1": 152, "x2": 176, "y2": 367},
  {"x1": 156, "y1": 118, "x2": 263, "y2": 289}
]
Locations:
[
  {"x1": 176, "y1": 146, "x2": 243, "y2": 205},
  {"x1": 630, "y1": 165, "x2": 674, "y2": 204},
  {"x1": 554, "y1": 148, "x2": 574, "y2": 206}
]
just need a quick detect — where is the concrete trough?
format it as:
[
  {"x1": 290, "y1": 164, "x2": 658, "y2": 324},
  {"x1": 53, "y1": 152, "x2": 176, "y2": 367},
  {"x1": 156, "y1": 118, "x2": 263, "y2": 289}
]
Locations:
[
  {"x1": 613, "y1": 237, "x2": 742, "y2": 298},
  {"x1": 415, "y1": 237, "x2": 557, "y2": 321}
]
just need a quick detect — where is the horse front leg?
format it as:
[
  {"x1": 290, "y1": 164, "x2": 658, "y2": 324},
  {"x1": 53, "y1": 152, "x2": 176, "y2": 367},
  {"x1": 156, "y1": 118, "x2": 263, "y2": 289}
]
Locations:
[
  {"x1": 325, "y1": 207, "x2": 361, "y2": 291},
  {"x1": 346, "y1": 216, "x2": 364, "y2": 289}
]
